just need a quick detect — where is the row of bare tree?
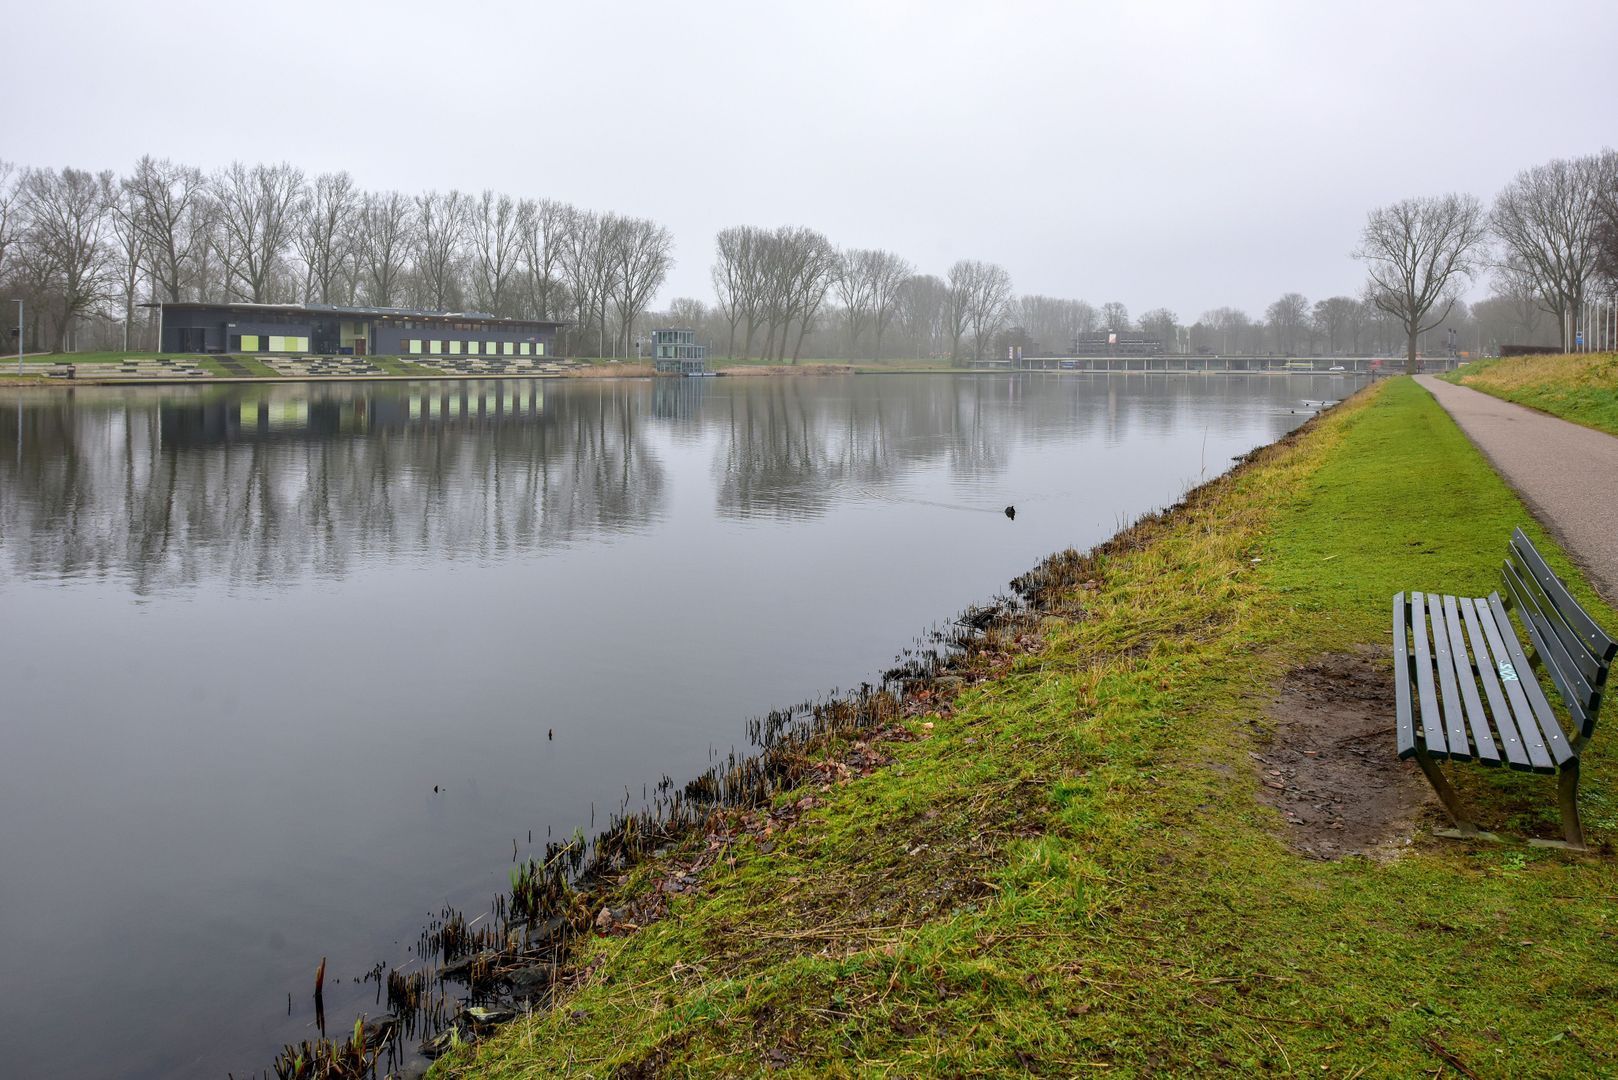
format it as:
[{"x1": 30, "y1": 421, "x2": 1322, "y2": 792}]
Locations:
[
  {"x1": 1356, "y1": 147, "x2": 1618, "y2": 372},
  {"x1": 0, "y1": 157, "x2": 672, "y2": 355}
]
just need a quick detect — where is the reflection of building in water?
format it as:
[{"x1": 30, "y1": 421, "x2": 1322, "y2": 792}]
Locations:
[
  {"x1": 157, "y1": 382, "x2": 548, "y2": 448},
  {"x1": 0, "y1": 382, "x2": 662, "y2": 593}
]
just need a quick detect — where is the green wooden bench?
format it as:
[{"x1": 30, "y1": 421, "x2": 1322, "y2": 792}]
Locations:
[{"x1": 1393, "y1": 529, "x2": 1614, "y2": 850}]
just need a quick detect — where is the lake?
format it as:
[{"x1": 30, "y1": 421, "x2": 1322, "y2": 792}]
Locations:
[{"x1": 0, "y1": 371, "x2": 1361, "y2": 1077}]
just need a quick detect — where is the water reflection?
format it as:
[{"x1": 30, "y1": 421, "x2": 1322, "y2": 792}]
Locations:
[
  {"x1": 0, "y1": 381, "x2": 666, "y2": 592},
  {"x1": 1, "y1": 373, "x2": 1353, "y2": 590}
]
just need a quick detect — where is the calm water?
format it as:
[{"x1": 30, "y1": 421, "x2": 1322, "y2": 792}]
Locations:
[{"x1": 0, "y1": 372, "x2": 1360, "y2": 1077}]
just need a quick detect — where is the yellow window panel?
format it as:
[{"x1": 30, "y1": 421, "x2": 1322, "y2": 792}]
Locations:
[
  {"x1": 468, "y1": 341, "x2": 479, "y2": 355},
  {"x1": 503, "y1": 342, "x2": 514, "y2": 355},
  {"x1": 536, "y1": 342, "x2": 545, "y2": 356},
  {"x1": 450, "y1": 340, "x2": 462, "y2": 355},
  {"x1": 519, "y1": 342, "x2": 530, "y2": 356},
  {"x1": 240, "y1": 334, "x2": 259, "y2": 352},
  {"x1": 409, "y1": 339, "x2": 422, "y2": 354}
]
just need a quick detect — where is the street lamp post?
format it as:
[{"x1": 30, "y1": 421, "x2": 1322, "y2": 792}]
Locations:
[{"x1": 13, "y1": 298, "x2": 21, "y2": 375}]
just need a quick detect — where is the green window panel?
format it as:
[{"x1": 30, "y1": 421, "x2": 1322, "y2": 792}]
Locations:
[
  {"x1": 240, "y1": 334, "x2": 259, "y2": 352},
  {"x1": 429, "y1": 340, "x2": 442, "y2": 355},
  {"x1": 409, "y1": 339, "x2": 422, "y2": 354},
  {"x1": 520, "y1": 343, "x2": 530, "y2": 356},
  {"x1": 503, "y1": 342, "x2": 514, "y2": 355},
  {"x1": 486, "y1": 341, "x2": 496, "y2": 354},
  {"x1": 468, "y1": 341, "x2": 479, "y2": 355},
  {"x1": 536, "y1": 343, "x2": 545, "y2": 356},
  {"x1": 450, "y1": 341, "x2": 462, "y2": 355}
]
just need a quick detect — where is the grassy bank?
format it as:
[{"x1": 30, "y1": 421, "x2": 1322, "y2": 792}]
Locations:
[
  {"x1": 436, "y1": 377, "x2": 1617, "y2": 1077},
  {"x1": 1443, "y1": 352, "x2": 1618, "y2": 436}
]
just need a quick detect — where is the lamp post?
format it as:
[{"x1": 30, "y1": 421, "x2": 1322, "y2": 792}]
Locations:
[{"x1": 13, "y1": 299, "x2": 21, "y2": 375}]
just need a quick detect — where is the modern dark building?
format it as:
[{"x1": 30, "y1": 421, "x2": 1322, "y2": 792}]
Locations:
[{"x1": 159, "y1": 302, "x2": 564, "y2": 359}]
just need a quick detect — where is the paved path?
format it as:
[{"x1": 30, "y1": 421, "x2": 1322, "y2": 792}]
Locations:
[{"x1": 1417, "y1": 375, "x2": 1618, "y2": 603}]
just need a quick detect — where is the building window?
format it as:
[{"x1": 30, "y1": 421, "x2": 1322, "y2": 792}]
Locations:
[
  {"x1": 486, "y1": 341, "x2": 496, "y2": 355},
  {"x1": 520, "y1": 342, "x2": 530, "y2": 356},
  {"x1": 450, "y1": 340, "x2": 462, "y2": 354},
  {"x1": 239, "y1": 334, "x2": 259, "y2": 352},
  {"x1": 468, "y1": 341, "x2": 478, "y2": 355},
  {"x1": 536, "y1": 342, "x2": 545, "y2": 356},
  {"x1": 409, "y1": 339, "x2": 422, "y2": 354},
  {"x1": 503, "y1": 342, "x2": 514, "y2": 356},
  {"x1": 429, "y1": 340, "x2": 442, "y2": 354}
]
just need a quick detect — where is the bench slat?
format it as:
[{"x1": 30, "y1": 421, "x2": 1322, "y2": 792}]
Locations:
[
  {"x1": 1474, "y1": 595, "x2": 1558, "y2": 773},
  {"x1": 1428, "y1": 594, "x2": 1472, "y2": 759},
  {"x1": 1487, "y1": 592, "x2": 1576, "y2": 770},
  {"x1": 1502, "y1": 562, "x2": 1595, "y2": 738},
  {"x1": 1393, "y1": 593, "x2": 1416, "y2": 760},
  {"x1": 1508, "y1": 547, "x2": 1607, "y2": 692},
  {"x1": 1443, "y1": 595, "x2": 1500, "y2": 765},
  {"x1": 1410, "y1": 591, "x2": 1449, "y2": 756},
  {"x1": 1511, "y1": 528, "x2": 1618, "y2": 664},
  {"x1": 1460, "y1": 596, "x2": 1532, "y2": 770}
]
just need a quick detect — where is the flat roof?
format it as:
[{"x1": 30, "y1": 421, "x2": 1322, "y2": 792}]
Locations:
[{"x1": 159, "y1": 302, "x2": 565, "y2": 329}]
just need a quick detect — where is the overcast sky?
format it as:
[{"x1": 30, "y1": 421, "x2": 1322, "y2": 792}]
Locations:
[{"x1": 7, "y1": 0, "x2": 1615, "y2": 318}]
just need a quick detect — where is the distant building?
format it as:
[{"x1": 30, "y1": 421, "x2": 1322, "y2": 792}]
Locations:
[
  {"x1": 652, "y1": 328, "x2": 708, "y2": 375},
  {"x1": 1069, "y1": 332, "x2": 1163, "y2": 357},
  {"x1": 159, "y1": 302, "x2": 563, "y2": 358}
]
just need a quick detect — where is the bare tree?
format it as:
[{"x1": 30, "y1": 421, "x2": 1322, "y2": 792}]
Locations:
[
  {"x1": 1492, "y1": 154, "x2": 1607, "y2": 348},
  {"x1": 833, "y1": 248, "x2": 881, "y2": 357},
  {"x1": 211, "y1": 161, "x2": 304, "y2": 303},
  {"x1": 293, "y1": 171, "x2": 360, "y2": 305},
  {"x1": 896, "y1": 273, "x2": 947, "y2": 358},
  {"x1": 357, "y1": 190, "x2": 412, "y2": 306},
  {"x1": 109, "y1": 181, "x2": 149, "y2": 349},
  {"x1": 1312, "y1": 296, "x2": 1360, "y2": 354},
  {"x1": 1099, "y1": 301, "x2": 1130, "y2": 332},
  {"x1": 942, "y1": 261, "x2": 974, "y2": 364},
  {"x1": 711, "y1": 225, "x2": 770, "y2": 358},
  {"x1": 964, "y1": 261, "x2": 1012, "y2": 362},
  {"x1": 0, "y1": 160, "x2": 19, "y2": 283},
  {"x1": 1265, "y1": 292, "x2": 1309, "y2": 354},
  {"x1": 470, "y1": 190, "x2": 521, "y2": 315},
  {"x1": 866, "y1": 250, "x2": 912, "y2": 360},
  {"x1": 17, "y1": 167, "x2": 117, "y2": 352},
  {"x1": 1357, "y1": 193, "x2": 1486, "y2": 373},
  {"x1": 609, "y1": 215, "x2": 674, "y2": 356},
  {"x1": 1138, "y1": 307, "x2": 1179, "y2": 352},
  {"x1": 517, "y1": 198, "x2": 569, "y2": 321},
  {"x1": 124, "y1": 156, "x2": 209, "y2": 304},
  {"x1": 767, "y1": 227, "x2": 837, "y2": 362},
  {"x1": 558, "y1": 208, "x2": 615, "y2": 355},
  {"x1": 412, "y1": 189, "x2": 470, "y2": 311}
]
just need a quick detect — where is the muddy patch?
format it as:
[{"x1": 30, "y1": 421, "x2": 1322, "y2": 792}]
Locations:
[{"x1": 1258, "y1": 649, "x2": 1432, "y2": 860}]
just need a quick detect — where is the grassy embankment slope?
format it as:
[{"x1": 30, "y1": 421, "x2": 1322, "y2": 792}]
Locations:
[
  {"x1": 1443, "y1": 352, "x2": 1618, "y2": 437},
  {"x1": 441, "y1": 378, "x2": 1617, "y2": 1077}
]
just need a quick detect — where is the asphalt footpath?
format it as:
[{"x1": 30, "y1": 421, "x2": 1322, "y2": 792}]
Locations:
[{"x1": 1416, "y1": 374, "x2": 1618, "y2": 604}]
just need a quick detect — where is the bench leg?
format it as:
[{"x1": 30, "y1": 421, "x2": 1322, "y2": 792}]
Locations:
[
  {"x1": 1412, "y1": 744, "x2": 1500, "y2": 843},
  {"x1": 1528, "y1": 760, "x2": 1588, "y2": 852}
]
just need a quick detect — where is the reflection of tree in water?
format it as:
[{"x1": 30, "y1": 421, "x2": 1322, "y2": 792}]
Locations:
[
  {"x1": 703, "y1": 373, "x2": 1308, "y2": 520},
  {"x1": 0, "y1": 381, "x2": 664, "y2": 593}
]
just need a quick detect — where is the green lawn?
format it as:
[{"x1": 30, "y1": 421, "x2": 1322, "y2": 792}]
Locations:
[
  {"x1": 1444, "y1": 352, "x2": 1618, "y2": 436},
  {"x1": 438, "y1": 378, "x2": 1617, "y2": 1079}
]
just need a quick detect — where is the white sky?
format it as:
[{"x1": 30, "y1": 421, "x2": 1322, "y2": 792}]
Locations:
[{"x1": 6, "y1": 0, "x2": 1615, "y2": 318}]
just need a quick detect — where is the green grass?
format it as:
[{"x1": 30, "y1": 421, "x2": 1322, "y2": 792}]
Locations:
[
  {"x1": 191, "y1": 355, "x2": 280, "y2": 378},
  {"x1": 438, "y1": 378, "x2": 1617, "y2": 1079},
  {"x1": 1443, "y1": 352, "x2": 1618, "y2": 436}
]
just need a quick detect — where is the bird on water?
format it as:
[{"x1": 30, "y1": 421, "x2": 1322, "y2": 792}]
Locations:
[{"x1": 1004, "y1": 506, "x2": 1016, "y2": 520}]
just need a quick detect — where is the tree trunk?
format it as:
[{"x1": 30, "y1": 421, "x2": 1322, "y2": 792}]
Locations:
[{"x1": 1406, "y1": 328, "x2": 1419, "y2": 375}]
